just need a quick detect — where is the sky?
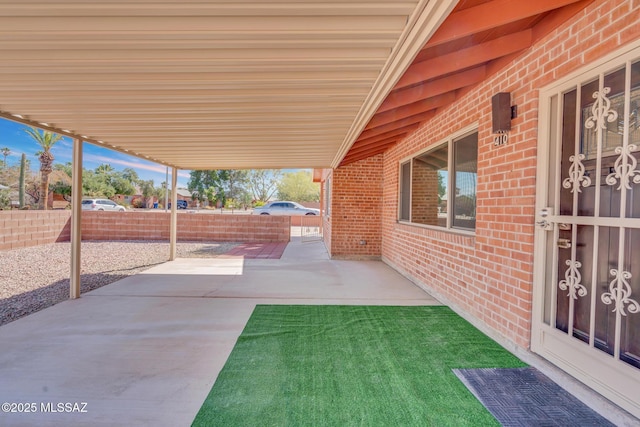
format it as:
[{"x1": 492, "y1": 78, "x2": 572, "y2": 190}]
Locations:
[{"x1": 0, "y1": 118, "x2": 192, "y2": 188}]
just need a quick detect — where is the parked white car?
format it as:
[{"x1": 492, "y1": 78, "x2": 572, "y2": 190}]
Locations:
[
  {"x1": 81, "y1": 198, "x2": 126, "y2": 212},
  {"x1": 252, "y1": 201, "x2": 319, "y2": 216}
]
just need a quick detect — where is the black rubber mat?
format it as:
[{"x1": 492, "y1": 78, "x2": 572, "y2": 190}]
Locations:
[{"x1": 453, "y1": 367, "x2": 615, "y2": 426}]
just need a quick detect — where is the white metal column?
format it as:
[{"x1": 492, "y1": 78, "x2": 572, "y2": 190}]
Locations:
[
  {"x1": 70, "y1": 138, "x2": 82, "y2": 299},
  {"x1": 169, "y1": 167, "x2": 178, "y2": 261}
]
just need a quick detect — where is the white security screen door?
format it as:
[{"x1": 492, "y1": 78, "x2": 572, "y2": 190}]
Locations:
[{"x1": 533, "y1": 44, "x2": 640, "y2": 418}]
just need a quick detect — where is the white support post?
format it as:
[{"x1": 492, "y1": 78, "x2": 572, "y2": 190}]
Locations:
[
  {"x1": 164, "y1": 166, "x2": 169, "y2": 213},
  {"x1": 169, "y1": 167, "x2": 178, "y2": 261},
  {"x1": 70, "y1": 139, "x2": 83, "y2": 299}
]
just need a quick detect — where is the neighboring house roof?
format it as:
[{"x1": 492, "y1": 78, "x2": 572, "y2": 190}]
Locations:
[{"x1": 176, "y1": 188, "x2": 192, "y2": 198}]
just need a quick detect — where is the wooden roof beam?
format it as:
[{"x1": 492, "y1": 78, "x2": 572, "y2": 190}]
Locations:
[
  {"x1": 365, "y1": 105, "x2": 440, "y2": 130},
  {"x1": 396, "y1": 29, "x2": 532, "y2": 90},
  {"x1": 343, "y1": 125, "x2": 418, "y2": 163},
  {"x1": 353, "y1": 124, "x2": 420, "y2": 147},
  {"x1": 378, "y1": 66, "x2": 480, "y2": 115},
  {"x1": 531, "y1": 0, "x2": 596, "y2": 43},
  {"x1": 376, "y1": 66, "x2": 487, "y2": 117},
  {"x1": 428, "y1": 0, "x2": 584, "y2": 47},
  {"x1": 347, "y1": 136, "x2": 402, "y2": 157},
  {"x1": 359, "y1": 111, "x2": 435, "y2": 140},
  {"x1": 347, "y1": 124, "x2": 422, "y2": 160},
  {"x1": 451, "y1": 2, "x2": 595, "y2": 103},
  {"x1": 341, "y1": 146, "x2": 390, "y2": 165},
  {"x1": 341, "y1": 141, "x2": 398, "y2": 165}
]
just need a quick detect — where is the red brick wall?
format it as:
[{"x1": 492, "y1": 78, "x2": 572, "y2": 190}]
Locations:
[
  {"x1": 329, "y1": 155, "x2": 384, "y2": 259},
  {"x1": 82, "y1": 211, "x2": 290, "y2": 242},
  {"x1": 329, "y1": 0, "x2": 640, "y2": 349},
  {"x1": 1, "y1": 211, "x2": 290, "y2": 251},
  {"x1": 0, "y1": 210, "x2": 71, "y2": 251}
]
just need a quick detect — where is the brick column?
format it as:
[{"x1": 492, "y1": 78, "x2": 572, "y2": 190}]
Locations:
[{"x1": 328, "y1": 154, "x2": 383, "y2": 259}]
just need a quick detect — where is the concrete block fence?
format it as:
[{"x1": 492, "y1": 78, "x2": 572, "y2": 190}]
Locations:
[{"x1": 0, "y1": 211, "x2": 290, "y2": 251}]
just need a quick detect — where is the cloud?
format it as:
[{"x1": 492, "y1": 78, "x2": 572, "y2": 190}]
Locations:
[
  {"x1": 58, "y1": 139, "x2": 73, "y2": 148},
  {"x1": 84, "y1": 153, "x2": 167, "y2": 173},
  {"x1": 83, "y1": 152, "x2": 191, "y2": 178}
]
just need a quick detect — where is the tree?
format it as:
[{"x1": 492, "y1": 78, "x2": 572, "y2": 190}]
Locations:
[
  {"x1": 80, "y1": 164, "x2": 137, "y2": 199},
  {"x1": 224, "y1": 170, "x2": 251, "y2": 208},
  {"x1": 1, "y1": 147, "x2": 10, "y2": 168},
  {"x1": 25, "y1": 127, "x2": 63, "y2": 210},
  {"x1": 82, "y1": 169, "x2": 116, "y2": 198},
  {"x1": 187, "y1": 170, "x2": 227, "y2": 205},
  {"x1": 95, "y1": 163, "x2": 114, "y2": 176},
  {"x1": 225, "y1": 170, "x2": 249, "y2": 200},
  {"x1": 54, "y1": 162, "x2": 73, "y2": 177},
  {"x1": 277, "y1": 170, "x2": 319, "y2": 202},
  {"x1": 121, "y1": 168, "x2": 139, "y2": 183},
  {"x1": 138, "y1": 179, "x2": 155, "y2": 207},
  {"x1": 248, "y1": 169, "x2": 281, "y2": 203},
  {"x1": 110, "y1": 175, "x2": 136, "y2": 196},
  {"x1": 151, "y1": 183, "x2": 165, "y2": 206}
]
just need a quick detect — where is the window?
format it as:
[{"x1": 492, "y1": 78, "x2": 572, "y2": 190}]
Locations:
[
  {"x1": 399, "y1": 130, "x2": 478, "y2": 231},
  {"x1": 399, "y1": 162, "x2": 411, "y2": 221}
]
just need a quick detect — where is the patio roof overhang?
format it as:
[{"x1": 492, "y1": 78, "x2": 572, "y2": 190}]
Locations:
[
  {"x1": 0, "y1": 0, "x2": 458, "y2": 170},
  {"x1": 0, "y1": 0, "x2": 592, "y2": 170},
  {"x1": 341, "y1": 0, "x2": 595, "y2": 165}
]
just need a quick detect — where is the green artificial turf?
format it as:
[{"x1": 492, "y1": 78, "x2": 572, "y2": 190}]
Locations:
[{"x1": 192, "y1": 305, "x2": 527, "y2": 426}]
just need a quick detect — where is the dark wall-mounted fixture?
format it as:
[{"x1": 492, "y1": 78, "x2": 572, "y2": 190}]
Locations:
[
  {"x1": 491, "y1": 92, "x2": 516, "y2": 147},
  {"x1": 492, "y1": 92, "x2": 512, "y2": 133}
]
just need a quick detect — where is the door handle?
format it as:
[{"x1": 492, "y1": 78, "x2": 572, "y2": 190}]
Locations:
[
  {"x1": 557, "y1": 238, "x2": 572, "y2": 249},
  {"x1": 536, "y1": 207, "x2": 553, "y2": 230}
]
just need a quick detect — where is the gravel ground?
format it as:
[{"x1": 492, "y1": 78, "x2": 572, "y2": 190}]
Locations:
[{"x1": 0, "y1": 241, "x2": 240, "y2": 327}]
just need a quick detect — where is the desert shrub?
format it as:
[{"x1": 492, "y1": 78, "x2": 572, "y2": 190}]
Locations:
[{"x1": 0, "y1": 189, "x2": 10, "y2": 210}]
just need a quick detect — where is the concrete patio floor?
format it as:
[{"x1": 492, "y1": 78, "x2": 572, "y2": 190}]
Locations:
[{"x1": 0, "y1": 237, "x2": 439, "y2": 427}]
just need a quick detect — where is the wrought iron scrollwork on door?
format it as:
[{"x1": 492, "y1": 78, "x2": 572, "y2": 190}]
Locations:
[
  {"x1": 585, "y1": 87, "x2": 618, "y2": 130},
  {"x1": 602, "y1": 269, "x2": 640, "y2": 316},
  {"x1": 563, "y1": 154, "x2": 591, "y2": 193},
  {"x1": 558, "y1": 259, "x2": 587, "y2": 300},
  {"x1": 605, "y1": 144, "x2": 640, "y2": 190}
]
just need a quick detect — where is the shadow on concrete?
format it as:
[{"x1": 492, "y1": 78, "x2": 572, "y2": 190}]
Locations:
[{"x1": 0, "y1": 268, "x2": 163, "y2": 327}]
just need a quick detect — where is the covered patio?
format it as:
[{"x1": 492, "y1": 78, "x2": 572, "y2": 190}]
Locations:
[
  {"x1": 0, "y1": 236, "x2": 632, "y2": 425},
  {"x1": 2, "y1": 0, "x2": 640, "y2": 425},
  {"x1": 0, "y1": 238, "x2": 440, "y2": 426}
]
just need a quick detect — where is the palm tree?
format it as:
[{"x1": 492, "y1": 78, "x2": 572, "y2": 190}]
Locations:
[
  {"x1": 1, "y1": 147, "x2": 10, "y2": 168},
  {"x1": 25, "y1": 127, "x2": 63, "y2": 210}
]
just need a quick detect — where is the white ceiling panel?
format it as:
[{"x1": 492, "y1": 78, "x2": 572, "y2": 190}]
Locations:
[{"x1": 0, "y1": 0, "x2": 456, "y2": 169}]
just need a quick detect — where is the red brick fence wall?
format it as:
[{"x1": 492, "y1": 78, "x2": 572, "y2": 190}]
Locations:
[
  {"x1": 0, "y1": 210, "x2": 72, "y2": 251},
  {"x1": 0, "y1": 211, "x2": 290, "y2": 251}
]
